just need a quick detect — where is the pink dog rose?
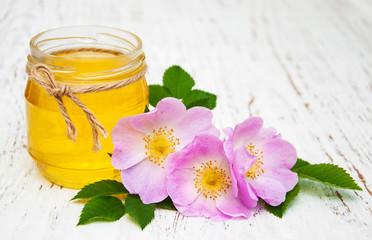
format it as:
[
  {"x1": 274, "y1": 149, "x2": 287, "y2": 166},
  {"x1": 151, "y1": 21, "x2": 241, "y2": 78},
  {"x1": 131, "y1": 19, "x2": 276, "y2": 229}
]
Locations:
[
  {"x1": 165, "y1": 134, "x2": 251, "y2": 221},
  {"x1": 111, "y1": 98, "x2": 219, "y2": 204},
  {"x1": 224, "y1": 117, "x2": 298, "y2": 207}
]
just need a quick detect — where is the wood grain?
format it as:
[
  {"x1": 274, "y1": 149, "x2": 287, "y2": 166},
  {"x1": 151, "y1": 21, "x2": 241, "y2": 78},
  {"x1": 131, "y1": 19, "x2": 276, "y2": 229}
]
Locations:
[{"x1": 0, "y1": 0, "x2": 371, "y2": 239}]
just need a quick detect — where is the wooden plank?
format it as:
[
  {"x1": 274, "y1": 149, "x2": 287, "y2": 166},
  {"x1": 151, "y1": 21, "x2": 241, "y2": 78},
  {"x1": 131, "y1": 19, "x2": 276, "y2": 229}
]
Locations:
[{"x1": 0, "y1": 0, "x2": 371, "y2": 239}]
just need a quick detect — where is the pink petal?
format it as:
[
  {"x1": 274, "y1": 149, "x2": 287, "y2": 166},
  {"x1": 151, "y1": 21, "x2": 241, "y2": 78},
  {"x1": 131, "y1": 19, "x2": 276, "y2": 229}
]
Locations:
[
  {"x1": 223, "y1": 127, "x2": 234, "y2": 139},
  {"x1": 261, "y1": 139, "x2": 297, "y2": 170},
  {"x1": 222, "y1": 127, "x2": 234, "y2": 164},
  {"x1": 233, "y1": 118, "x2": 281, "y2": 151},
  {"x1": 238, "y1": 180, "x2": 258, "y2": 208},
  {"x1": 232, "y1": 146, "x2": 259, "y2": 207},
  {"x1": 262, "y1": 168, "x2": 298, "y2": 192},
  {"x1": 166, "y1": 168, "x2": 199, "y2": 206},
  {"x1": 121, "y1": 160, "x2": 168, "y2": 204},
  {"x1": 217, "y1": 156, "x2": 249, "y2": 209},
  {"x1": 230, "y1": 163, "x2": 239, "y2": 199},
  {"x1": 173, "y1": 106, "x2": 220, "y2": 146},
  {"x1": 250, "y1": 177, "x2": 287, "y2": 206},
  {"x1": 233, "y1": 146, "x2": 257, "y2": 179},
  {"x1": 130, "y1": 98, "x2": 186, "y2": 133},
  {"x1": 165, "y1": 134, "x2": 227, "y2": 173},
  {"x1": 111, "y1": 116, "x2": 147, "y2": 170},
  {"x1": 215, "y1": 188, "x2": 251, "y2": 218},
  {"x1": 232, "y1": 117, "x2": 263, "y2": 149},
  {"x1": 174, "y1": 195, "x2": 232, "y2": 222}
]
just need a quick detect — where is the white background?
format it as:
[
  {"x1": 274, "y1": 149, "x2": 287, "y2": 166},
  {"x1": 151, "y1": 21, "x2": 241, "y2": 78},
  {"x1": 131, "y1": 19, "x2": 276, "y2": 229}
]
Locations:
[{"x1": 0, "y1": 0, "x2": 371, "y2": 239}]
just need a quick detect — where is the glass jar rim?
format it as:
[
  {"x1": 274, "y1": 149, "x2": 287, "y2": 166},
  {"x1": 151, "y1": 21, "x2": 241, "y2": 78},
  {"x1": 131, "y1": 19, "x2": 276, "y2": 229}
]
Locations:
[
  {"x1": 27, "y1": 25, "x2": 146, "y2": 83},
  {"x1": 29, "y1": 25, "x2": 143, "y2": 60}
]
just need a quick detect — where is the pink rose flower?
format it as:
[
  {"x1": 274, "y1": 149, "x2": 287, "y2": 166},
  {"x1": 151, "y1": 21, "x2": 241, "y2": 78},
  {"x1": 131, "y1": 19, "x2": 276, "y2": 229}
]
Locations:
[
  {"x1": 224, "y1": 117, "x2": 298, "y2": 207},
  {"x1": 111, "y1": 98, "x2": 219, "y2": 204},
  {"x1": 165, "y1": 134, "x2": 251, "y2": 221}
]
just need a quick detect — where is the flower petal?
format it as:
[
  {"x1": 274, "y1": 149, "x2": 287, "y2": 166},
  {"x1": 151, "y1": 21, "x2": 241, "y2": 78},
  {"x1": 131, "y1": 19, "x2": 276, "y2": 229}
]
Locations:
[
  {"x1": 238, "y1": 180, "x2": 258, "y2": 208},
  {"x1": 215, "y1": 188, "x2": 251, "y2": 218},
  {"x1": 250, "y1": 176, "x2": 287, "y2": 206},
  {"x1": 121, "y1": 160, "x2": 168, "y2": 204},
  {"x1": 165, "y1": 134, "x2": 227, "y2": 172},
  {"x1": 174, "y1": 194, "x2": 232, "y2": 222},
  {"x1": 166, "y1": 168, "x2": 199, "y2": 206},
  {"x1": 173, "y1": 107, "x2": 220, "y2": 146},
  {"x1": 232, "y1": 146, "x2": 259, "y2": 207},
  {"x1": 111, "y1": 116, "x2": 147, "y2": 170},
  {"x1": 261, "y1": 139, "x2": 297, "y2": 169},
  {"x1": 232, "y1": 146, "x2": 257, "y2": 179},
  {"x1": 262, "y1": 168, "x2": 298, "y2": 192},
  {"x1": 131, "y1": 98, "x2": 186, "y2": 133},
  {"x1": 232, "y1": 117, "x2": 263, "y2": 149},
  {"x1": 232, "y1": 117, "x2": 280, "y2": 150},
  {"x1": 223, "y1": 127, "x2": 234, "y2": 139},
  {"x1": 222, "y1": 127, "x2": 234, "y2": 164}
]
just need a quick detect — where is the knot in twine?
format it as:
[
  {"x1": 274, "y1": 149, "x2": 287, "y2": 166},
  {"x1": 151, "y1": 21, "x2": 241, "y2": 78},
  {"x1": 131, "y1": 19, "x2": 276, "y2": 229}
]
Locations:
[
  {"x1": 26, "y1": 63, "x2": 147, "y2": 152},
  {"x1": 48, "y1": 84, "x2": 72, "y2": 97}
]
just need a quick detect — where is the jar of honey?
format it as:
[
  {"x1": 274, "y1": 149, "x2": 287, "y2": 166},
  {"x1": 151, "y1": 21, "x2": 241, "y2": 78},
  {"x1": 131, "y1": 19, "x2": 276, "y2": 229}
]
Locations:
[{"x1": 25, "y1": 26, "x2": 149, "y2": 189}]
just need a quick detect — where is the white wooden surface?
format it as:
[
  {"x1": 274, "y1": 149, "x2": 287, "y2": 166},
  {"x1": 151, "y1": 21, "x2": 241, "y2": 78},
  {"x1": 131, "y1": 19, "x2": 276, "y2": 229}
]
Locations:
[{"x1": 1, "y1": 0, "x2": 372, "y2": 239}]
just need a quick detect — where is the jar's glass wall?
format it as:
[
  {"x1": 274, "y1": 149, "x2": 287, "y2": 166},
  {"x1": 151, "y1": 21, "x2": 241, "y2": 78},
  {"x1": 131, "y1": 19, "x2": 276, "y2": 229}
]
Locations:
[{"x1": 25, "y1": 26, "x2": 148, "y2": 189}]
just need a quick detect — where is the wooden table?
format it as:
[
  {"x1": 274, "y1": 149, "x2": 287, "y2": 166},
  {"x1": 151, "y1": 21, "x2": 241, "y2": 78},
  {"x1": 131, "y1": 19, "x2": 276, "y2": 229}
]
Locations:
[{"x1": 1, "y1": 0, "x2": 371, "y2": 239}]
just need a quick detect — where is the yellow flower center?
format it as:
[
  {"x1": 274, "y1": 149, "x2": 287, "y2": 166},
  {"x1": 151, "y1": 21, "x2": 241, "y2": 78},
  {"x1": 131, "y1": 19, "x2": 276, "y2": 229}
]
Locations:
[
  {"x1": 193, "y1": 160, "x2": 232, "y2": 200},
  {"x1": 245, "y1": 143, "x2": 264, "y2": 179},
  {"x1": 143, "y1": 126, "x2": 180, "y2": 168}
]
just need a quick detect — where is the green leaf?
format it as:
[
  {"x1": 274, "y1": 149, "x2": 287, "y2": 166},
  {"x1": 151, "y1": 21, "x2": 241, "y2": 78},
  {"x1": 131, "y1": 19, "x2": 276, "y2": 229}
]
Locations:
[
  {"x1": 163, "y1": 65, "x2": 195, "y2": 99},
  {"x1": 155, "y1": 197, "x2": 177, "y2": 211},
  {"x1": 107, "y1": 153, "x2": 112, "y2": 157},
  {"x1": 182, "y1": 89, "x2": 217, "y2": 110},
  {"x1": 72, "y1": 180, "x2": 128, "y2": 200},
  {"x1": 148, "y1": 84, "x2": 171, "y2": 107},
  {"x1": 77, "y1": 196, "x2": 125, "y2": 225},
  {"x1": 144, "y1": 105, "x2": 150, "y2": 113},
  {"x1": 125, "y1": 194, "x2": 155, "y2": 230},
  {"x1": 291, "y1": 158, "x2": 310, "y2": 171},
  {"x1": 293, "y1": 164, "x2": 362, "y2": 190},
  {"x1": 266, "y1": 184, "x2": 300, "y2": 218}
]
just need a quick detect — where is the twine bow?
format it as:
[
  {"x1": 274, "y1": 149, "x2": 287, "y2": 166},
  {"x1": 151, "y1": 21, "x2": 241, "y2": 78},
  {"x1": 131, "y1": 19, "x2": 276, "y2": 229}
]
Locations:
[{"x1": 26, "y1": 63, "x2": 147, "y2": 152}]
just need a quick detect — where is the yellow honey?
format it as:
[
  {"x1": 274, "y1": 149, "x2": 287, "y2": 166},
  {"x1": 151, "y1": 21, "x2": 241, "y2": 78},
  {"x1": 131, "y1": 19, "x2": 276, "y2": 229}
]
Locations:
[{"x1": 25, "y1": 26, "x2": 148, "y2": 189}]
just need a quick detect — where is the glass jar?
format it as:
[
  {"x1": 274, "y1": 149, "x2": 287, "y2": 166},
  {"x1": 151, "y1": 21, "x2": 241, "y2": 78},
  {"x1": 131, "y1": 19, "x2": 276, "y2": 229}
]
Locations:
[{"x1": 25, "y1": 26, "x2": 148, "y2": 189}]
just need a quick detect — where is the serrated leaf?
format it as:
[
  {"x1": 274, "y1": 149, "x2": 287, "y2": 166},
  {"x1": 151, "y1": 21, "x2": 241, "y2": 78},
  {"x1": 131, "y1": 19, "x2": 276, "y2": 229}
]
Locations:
[
  {"x1": 266, "y1": 184, "x2": 300, "y2": 218},
  {"x1": 72, "y1": 180, "x2": 128, "y2": 200},
  {"x1": 125, "y1": 194, "x2": 155, "y2": 230},
  {"x1": 77, "y1": 196, "x2": 125, "y2": 225},
  {"x1": 148, "y1": 84, "x2": 172, "y2": 107},
  {"x1": 155, "y1": 197, "x2": 177, "y2": 210},
  {"x1": 291, "y1": 158, "x2": 310, "y2": 171},
  {"x1": 182, "y1": 89, "x2": 217, "y2": 110},
  {"x1": 293, "y1": 164, "x2": 362, "y2": 190},
  {"x1": 163, "y1": 65, "x2": 195, "y2": 99}
]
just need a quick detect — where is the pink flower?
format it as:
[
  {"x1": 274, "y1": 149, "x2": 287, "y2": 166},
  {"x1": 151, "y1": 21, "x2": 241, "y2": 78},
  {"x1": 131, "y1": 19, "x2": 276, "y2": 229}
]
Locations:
[
  {"x1": 111, "y1": 98, "x2": 219, "y2": 204},
  {"x1": 165, "y1": 134, "x2": 251, "y2": 221},
  {"x1": 224, "y1": 117, "x2": 298, "y2": 207}
]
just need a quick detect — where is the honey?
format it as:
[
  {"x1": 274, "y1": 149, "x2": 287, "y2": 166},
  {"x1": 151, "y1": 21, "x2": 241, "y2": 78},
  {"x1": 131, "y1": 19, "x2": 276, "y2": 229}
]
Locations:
[{"x1": 25, "y1": 26, "x2": 148, "y2": 189}]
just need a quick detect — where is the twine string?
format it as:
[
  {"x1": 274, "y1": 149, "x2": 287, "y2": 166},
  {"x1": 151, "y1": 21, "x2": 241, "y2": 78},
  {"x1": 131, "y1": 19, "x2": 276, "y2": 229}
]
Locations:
[{"x1": 26, "y1": 63, "x2": 147, "y2": 152}]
